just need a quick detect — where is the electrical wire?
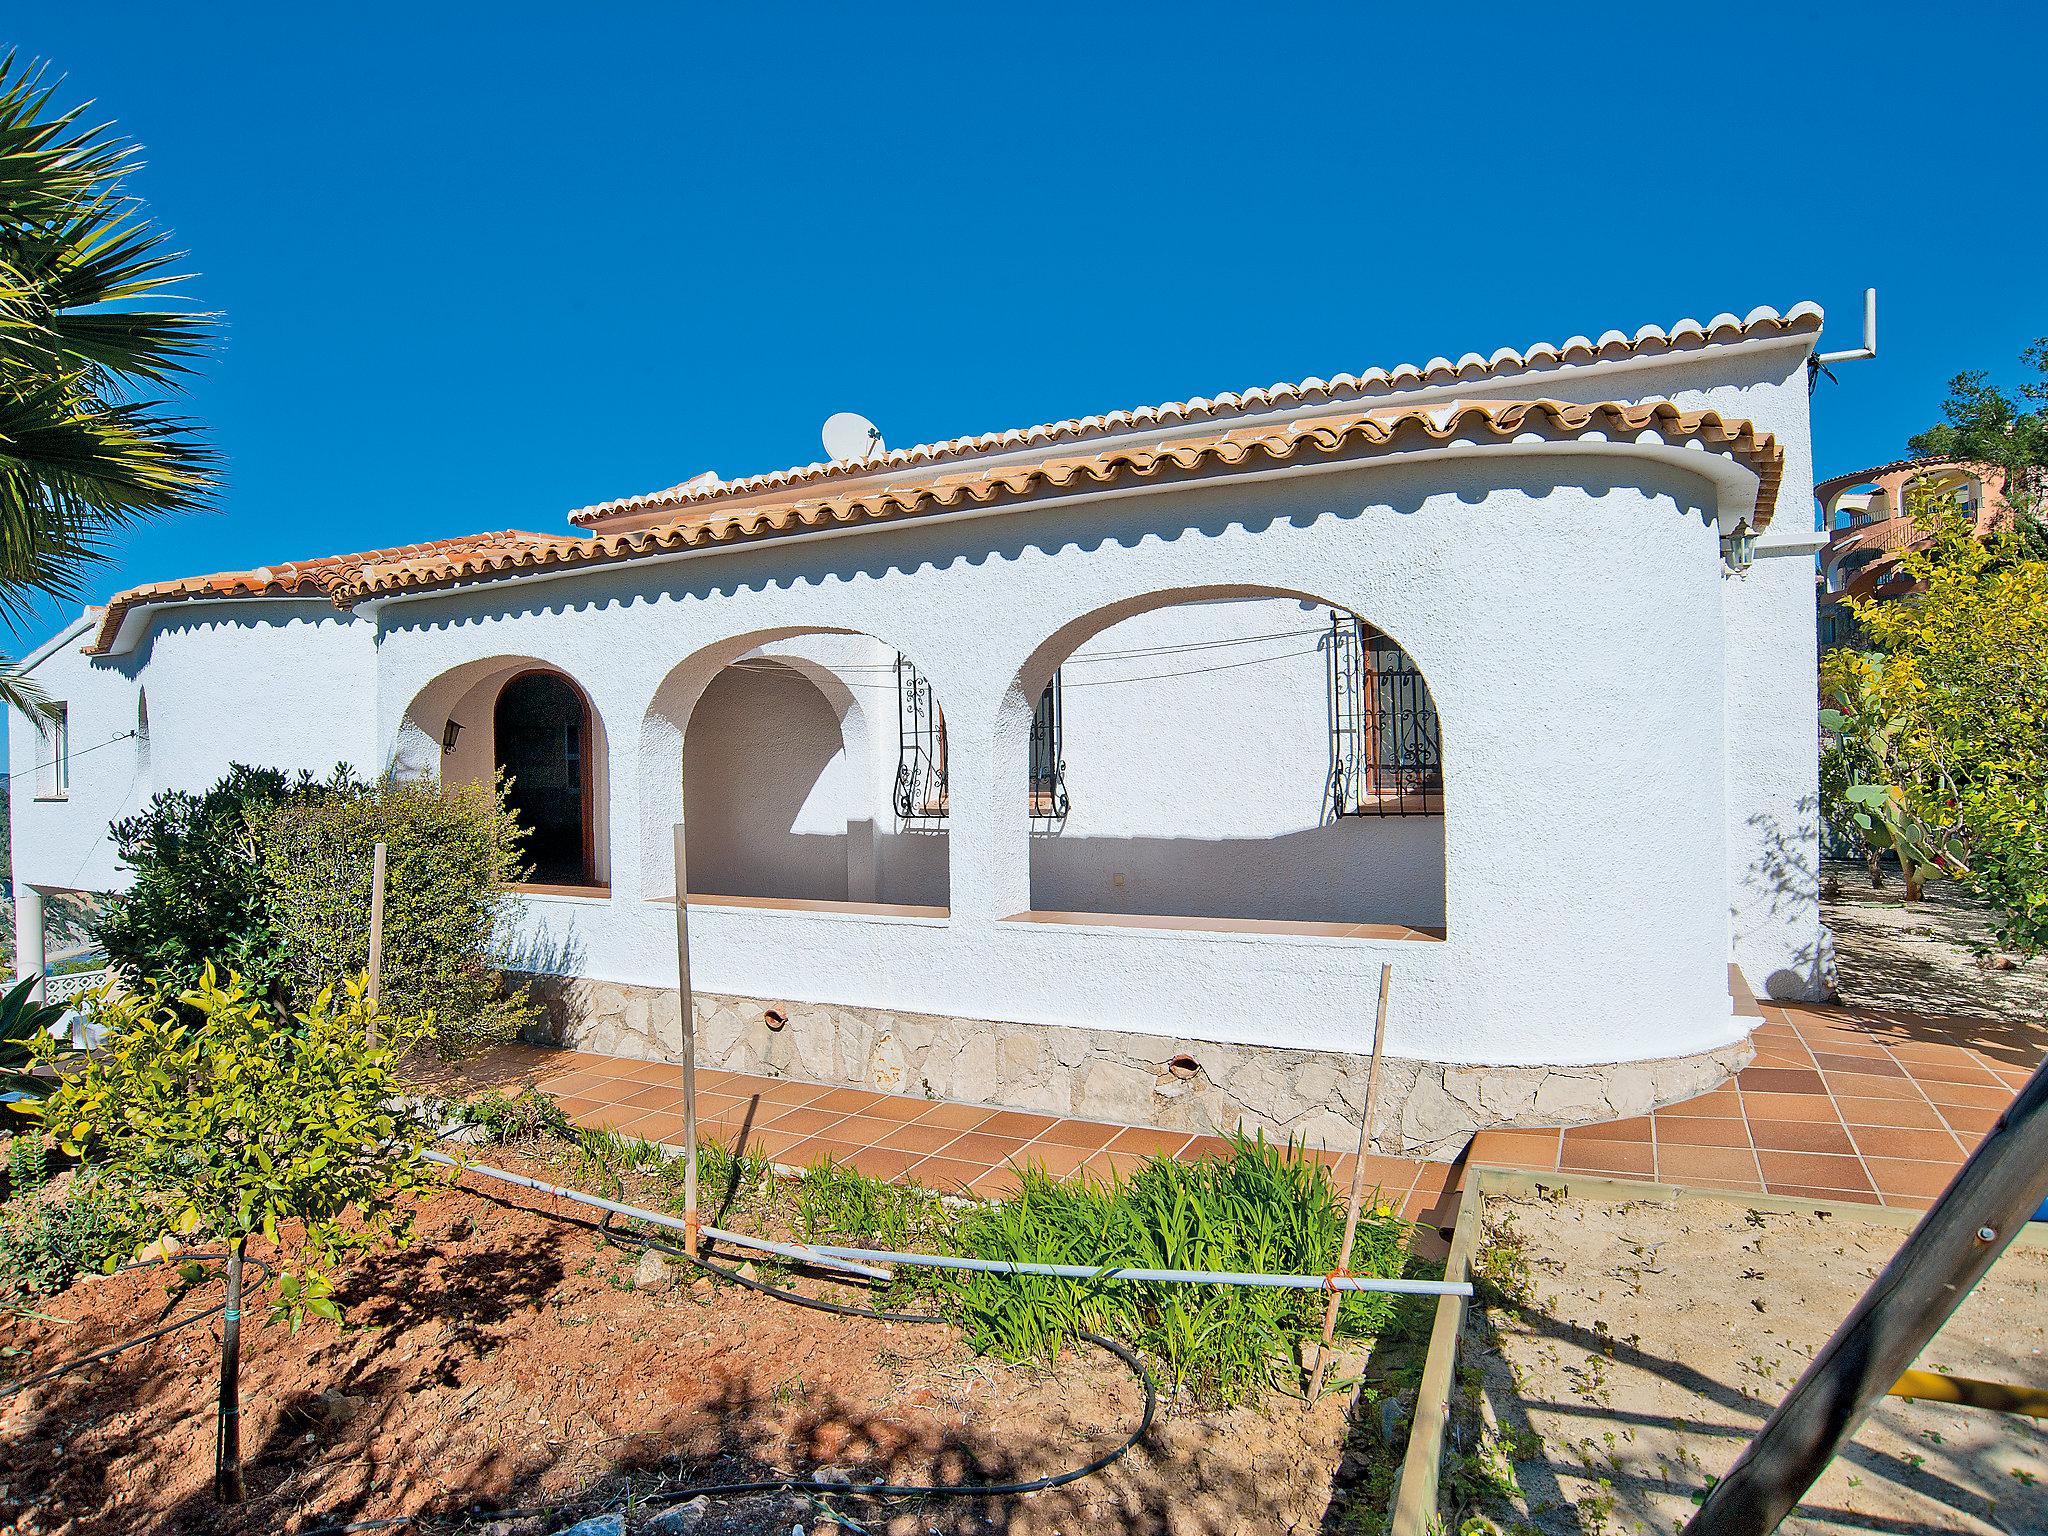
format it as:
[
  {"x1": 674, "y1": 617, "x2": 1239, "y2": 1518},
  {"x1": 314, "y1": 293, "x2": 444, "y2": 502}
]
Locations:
[{"x1": 4, "y1": 729, "x2": 138, "y2": 783}]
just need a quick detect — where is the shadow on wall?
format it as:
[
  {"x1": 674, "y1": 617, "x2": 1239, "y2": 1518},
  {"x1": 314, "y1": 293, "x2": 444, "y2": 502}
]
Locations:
[
  {"x1": 1745, "y1": 795, "x2": 1834, "y2": 1000},
  {"x1": 1030, "y1": 821, "x2": 1446, "y2": 928}
]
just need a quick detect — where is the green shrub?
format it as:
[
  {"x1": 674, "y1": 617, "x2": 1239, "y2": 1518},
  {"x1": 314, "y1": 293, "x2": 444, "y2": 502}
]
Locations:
[
  {"x1": 36, "y1": 965, "x2": 441, "y2": 1327},
  {"x1": 0, "y1": 1179, "x2": 134, "y2": 1305},
  {"x1": 96, "y1": 764, "x2": 335, "y2": 1000},
  {"x1": 256, "y1": 772, "x2": 536, "y2": 1056},
  {"x1": 945, "y1": 1133, "x2": 1408, "y2": 1405},
  {"x1": 448, "y1": 1087, "x2": 573, "y2": 1145},
  {"x1": 5, "y1": 1132, "x2": 47, "y2": 1198}
]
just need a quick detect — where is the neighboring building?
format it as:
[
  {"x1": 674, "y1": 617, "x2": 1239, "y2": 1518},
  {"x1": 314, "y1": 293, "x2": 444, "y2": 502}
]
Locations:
[
  {"x1": 7, "y1": 304, "x2": 1836, "y2": 1156},
  {"x1": 1815, "y1": 457, "x2": 2017, "y2": 649}
]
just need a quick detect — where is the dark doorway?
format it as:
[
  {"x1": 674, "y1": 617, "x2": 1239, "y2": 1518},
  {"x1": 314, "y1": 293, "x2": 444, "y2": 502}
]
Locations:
[{"x1": 494, "y1": 671, "x2": 593, "y2": 885}]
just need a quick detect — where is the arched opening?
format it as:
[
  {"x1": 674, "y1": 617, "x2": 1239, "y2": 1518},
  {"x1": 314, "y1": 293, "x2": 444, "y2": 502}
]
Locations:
[
  {"x1": 494, "y1": 671, "x2": 594, "y2": 886},
  {"x1": 647, "y1": 633, "x2": 948, "y2": 913},
  {"x1": 1012, "y1": 591, "x2": 1445, "y2": 936},
  {"x1": 394, "y1": 657, "x2": 611, "y2": 891}
]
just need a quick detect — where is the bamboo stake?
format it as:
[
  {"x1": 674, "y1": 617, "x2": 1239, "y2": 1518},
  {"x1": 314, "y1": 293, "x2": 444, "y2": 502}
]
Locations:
[
  {"x1": 364, "y1": 840, "x2": 388, "y2": 1040},
  {"x1": 672, "y1": 823, "x2": 700, "y2": 1258},
  {"x1": 1307, "y1": 962, "x2": 1392, "y2": 1403}
]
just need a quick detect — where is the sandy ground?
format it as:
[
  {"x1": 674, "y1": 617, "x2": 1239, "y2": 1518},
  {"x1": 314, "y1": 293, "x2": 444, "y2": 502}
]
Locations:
[
  {"x1": 1460, "y1": 1188, "x2": 2048, "y2": 1536},
  {"x1": 1823, "y1": 862, "x2": 2048, "y2": 1025},
  {"x1": 0, "y1": 1154, "x2": 1361, "y2": 1536}
]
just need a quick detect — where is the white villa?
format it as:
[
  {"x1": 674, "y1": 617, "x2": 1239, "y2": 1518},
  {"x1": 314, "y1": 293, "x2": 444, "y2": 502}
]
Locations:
[{"x1": 7, "y1": 304, "x2": 1835, "y2": 1155}]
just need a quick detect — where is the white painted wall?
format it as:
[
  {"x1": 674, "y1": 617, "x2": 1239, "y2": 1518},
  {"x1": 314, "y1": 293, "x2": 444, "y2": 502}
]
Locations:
[{"x1": 6, "y1": 326, "x2": 1827, "y2": 1068}]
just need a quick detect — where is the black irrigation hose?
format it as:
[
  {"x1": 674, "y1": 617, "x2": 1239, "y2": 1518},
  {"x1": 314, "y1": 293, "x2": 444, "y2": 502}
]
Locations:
[
  {"x1": 299, "y1": 1198, "x2": 1158, "y2": 1536},
  {"x1": 0, "y1": 1251, "x2": 272, "y2": 1401}
]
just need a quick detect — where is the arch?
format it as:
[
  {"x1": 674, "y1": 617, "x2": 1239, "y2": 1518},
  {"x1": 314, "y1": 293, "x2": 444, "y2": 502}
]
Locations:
[
  {"x1": 394, "y1": 655, "x2": 612, "y2": 889},
  {"x1": 1003, "y1": 584, "x2": 1445, "y2": 933},
  {"x1": 641, "y1": 629, "x2": 949, "y2": 910}
]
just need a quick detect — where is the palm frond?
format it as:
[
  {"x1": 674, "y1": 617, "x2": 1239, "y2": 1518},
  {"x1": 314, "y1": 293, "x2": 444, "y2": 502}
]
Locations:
[{"x1": 0, "y1": 655, "x2": 54, "y2": 720}]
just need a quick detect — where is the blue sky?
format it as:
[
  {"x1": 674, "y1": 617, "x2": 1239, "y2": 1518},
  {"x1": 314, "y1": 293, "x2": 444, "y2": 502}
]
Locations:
[{"x1": 6, "y1": 2, "x2": 2043, "y2": 647}]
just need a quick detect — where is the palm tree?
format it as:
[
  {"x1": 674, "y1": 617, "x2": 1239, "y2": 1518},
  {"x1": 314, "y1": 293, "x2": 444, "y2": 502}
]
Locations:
[{"x1": 0, "y1": 53, "x2": 218, "y2": 715}]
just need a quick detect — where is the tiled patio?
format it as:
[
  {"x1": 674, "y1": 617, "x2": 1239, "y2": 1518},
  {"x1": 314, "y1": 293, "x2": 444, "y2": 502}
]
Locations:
[
  {"x1": 421, "y1": 993, "x2": 2041, "y2": 1228},
  {"x1": 1468, "y1": 998, "x2": 2044, "y2": 1208},
  {"x1": 421, "y1": 1044, "x2": 1459, "y2": 1226}
]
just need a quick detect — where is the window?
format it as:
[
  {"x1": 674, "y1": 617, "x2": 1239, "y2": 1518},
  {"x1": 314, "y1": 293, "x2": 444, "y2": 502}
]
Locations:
[
  {"x1": 36, "y1": 703, "x2": 69, "y2": 799},
  {"x1": 893, "y1": 655, "x2": 1064, "y2": 822},
  {"x1": 1327, "y1": 613, "x2": 1442, "y2": 816},
  {"x1": 494, "y1": 672, "x2": 595, "y2": 885}
]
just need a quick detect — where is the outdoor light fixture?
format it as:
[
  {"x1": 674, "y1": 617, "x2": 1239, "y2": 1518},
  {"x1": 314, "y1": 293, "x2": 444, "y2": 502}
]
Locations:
[
  {"x1": 442, "y1": 720, "x2": 463, "y2": 752},
  {"x1": 1722, "y1": 524, "x2": 1758, "y2": 573}
]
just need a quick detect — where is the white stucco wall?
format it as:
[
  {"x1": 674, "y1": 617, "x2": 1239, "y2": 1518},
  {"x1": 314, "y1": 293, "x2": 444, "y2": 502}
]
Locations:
[{"x1": 6, "y1": 324, "x2": 1827, "y2": 1071}]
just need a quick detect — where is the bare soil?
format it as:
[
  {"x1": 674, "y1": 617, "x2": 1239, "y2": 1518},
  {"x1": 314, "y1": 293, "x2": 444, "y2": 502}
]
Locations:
[
  {"x1": 0, "y1": 1153, "x2": 1377, "y2": 1536},
  {"x1": 1462, "y1": 1188, "x2": 2048, "y2": 1536},
  {"x1": 1823, "y1": 861, "x2": 2048, "y2": 1024}
]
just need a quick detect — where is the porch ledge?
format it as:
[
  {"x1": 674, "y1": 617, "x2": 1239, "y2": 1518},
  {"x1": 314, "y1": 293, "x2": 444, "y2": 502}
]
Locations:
[
  {"x1": 651, "y1": 893, "x2": 950, "y2": 921},
  {"x1": 513, "y1": 881, "x2": 612, "y2": 899},
  {"x1": 1003, "y1": 909, "x2": 1445, "y2": 942}
]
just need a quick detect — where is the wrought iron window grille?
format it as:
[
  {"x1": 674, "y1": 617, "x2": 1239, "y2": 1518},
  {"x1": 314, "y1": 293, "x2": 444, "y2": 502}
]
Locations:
[
  {"x1": 895, "y1": 654, "x2": 948, "y2": 823},
  {"x1": 1326, "y1": 612, "x2": 1443, "y2": 818},
  {"x1": 1029, "y1": 670, "x2": 1069, "y2": 822}
]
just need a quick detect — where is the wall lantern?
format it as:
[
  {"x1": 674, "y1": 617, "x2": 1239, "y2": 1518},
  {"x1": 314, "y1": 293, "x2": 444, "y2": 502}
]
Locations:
[
  {"x1": 1721, "y1": 524, "x2": 1758, "y2": 573},
  {"x1": 442, "y1": 720, "x2": 463, "y2": 752}
]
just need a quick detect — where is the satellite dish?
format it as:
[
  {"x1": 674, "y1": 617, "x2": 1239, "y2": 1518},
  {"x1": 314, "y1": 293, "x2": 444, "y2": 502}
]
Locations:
[{"x1": 822, "y1": 411, "x2": 885, "y2": 464}]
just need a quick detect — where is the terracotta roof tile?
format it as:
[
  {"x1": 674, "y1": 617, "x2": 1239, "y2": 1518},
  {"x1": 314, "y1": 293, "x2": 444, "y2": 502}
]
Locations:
[
  {"x1": 570, "y1": 303, "x2": 1823, "y2": 526},
  {"x1": 322, "y1": 398, "x2": 1782, "y2": 606},
  {"x1": 85, "y1": 531, "x2": 560, "y2": 654}
]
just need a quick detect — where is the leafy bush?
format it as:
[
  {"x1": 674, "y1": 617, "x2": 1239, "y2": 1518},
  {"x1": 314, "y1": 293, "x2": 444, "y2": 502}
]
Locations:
[
  {"x1": 96, "y1": 764, "x2": 336, "y2": 1000},
  {"x1": 0, "y1": 1179, "x2": 134, "y2": 1305},
  {"x1": 36, "y1": 966, "x2": 442, "y2": 1327},
  {"x1": 256, "y1": 772, "x2": 536, "y2": 1055},
  {"x1": 943, "y1": 1133, "x2": 1408, "y2": 1404},
  {"x1": 97, "y1": 765, "x2": 535, "y2": 1055},
  {"x1": 0, "y1": 971, "x2": 79, "y2": 1102},
  {"x1": 5, "y1": 1131, "x2": 47, "y2": 1197}
]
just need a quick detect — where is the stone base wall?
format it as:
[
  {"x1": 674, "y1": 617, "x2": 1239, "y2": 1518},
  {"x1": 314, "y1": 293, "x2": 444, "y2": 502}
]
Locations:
[{"x1": 519, "y1": 977, "x2": 1755, "y2": 1161}]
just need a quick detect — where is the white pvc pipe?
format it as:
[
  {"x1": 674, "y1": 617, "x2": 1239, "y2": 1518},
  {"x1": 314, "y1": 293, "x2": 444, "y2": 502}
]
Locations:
[
  {"x1": 436, "y1": 1152, "x2": 1472, "y2": 1298},
  {"x1": 428, "y1": 1151, "x2": 895, "y2": 1282}
]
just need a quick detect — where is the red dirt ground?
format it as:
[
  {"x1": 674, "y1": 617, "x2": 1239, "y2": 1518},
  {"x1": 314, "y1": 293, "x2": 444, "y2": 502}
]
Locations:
[{"x1": 0, "y1": 1157, "x2": 1374, "y2": 1535}]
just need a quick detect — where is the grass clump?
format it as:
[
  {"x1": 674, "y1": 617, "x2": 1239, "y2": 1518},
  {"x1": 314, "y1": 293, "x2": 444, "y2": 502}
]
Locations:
[
  {"x1": 794, "y1": 1156, "x2": 950, "y2": 1253},
  {"x1": 0, "y1": 1178, "x2": 135, "y2": 1308},
  {"x1": 947, "y1": 1132, "x2": 1409, "y2": 1404}
]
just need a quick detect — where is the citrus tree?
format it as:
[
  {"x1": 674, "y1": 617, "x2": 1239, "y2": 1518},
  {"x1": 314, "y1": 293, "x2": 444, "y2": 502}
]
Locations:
[{"x1": 33, "y1": 967, "x2": 442, "y2": 1501}]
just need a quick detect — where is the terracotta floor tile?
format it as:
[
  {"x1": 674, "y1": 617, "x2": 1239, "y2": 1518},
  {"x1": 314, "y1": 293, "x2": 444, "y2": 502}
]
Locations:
[
  {"x1": 1737, "y1": 1067, "x2": 1827, "y2": 1095},
  {"x1": 757, "y1": 1106, "x2": 850, "y2": 1139},
  {"x1": 1813, "y1": 1052, "x2": 1903, "y2": 1077},
  {"x1": 979, "y1": 1110, "x2": 1060, "y2": 1141},
  {"x1": 619, "y1": 1082, "x2": 688, "y2": 1111},
  {"x1": 1014, "y1": 1141, "x2": 1094, "y2": 1179},
  {"x1": 778, "y1": 1136, "x2": 867, "y2": 1170},
  {"x1": 844, "y1": 1145, "x2": 921, "y2": 1183},
  {"x1": 1901, "y1": 1059, "x2": 2006, "y2": 1088},
  {"x1": 904, "y1": 1156, "x2": 987, "y2": 1195},
  {"x1": 1653, "y1": 1115, "x2": 1751, "y2": 1148},
  {"x1": 1106, "y1": 1126, "x2": 1195, "y2": 1158},
  {"x1": 1752, "y1": 1150, "x2": 1873, "y2": 1191},
  {"x1": 913, "y1": 1102, "x2": 999, "y2": 1132},
  {"x1": 826, "y1": 1115, "x2": 903, "y2": 1149},
  {"x1": 1654, "y1": 1144, "x2": 1761, "y2": 1184},
  {"x1": 1833, "y1": 1094, "x2": 1947, "y2": 1129},
  {"x1": 1032, "y1": 1118, "x2": 1123, "y2": 1151},
  {"x1": 1916, "y1": 1079, "x2": 2016, "y2": 1109},
  {"x1": 749, "y1": 1129, "x2": 812, "y2": 1162},
  {"x1": 1684, "y1": 1174, "x2": 1774, "y2": 1194},
  {"x1": 943, "y1": 1132, "x2": 1036, "y2": 1168},
  {"x1": 1077, "y1": 1150, "x2": 1143, "y2": 1183},
  {"x1": 616, "y1": 1110, "x2": 687, "y2": 1143},
  {"x1": 1846, "y1": 1125, "x2": 1963, "y2": 1161},
  {"x1": 875, "y1": 1121, "x2": 967, "y2": 1156},
  {"x1": 1660, "y1": 1087, "x2": 1745, "y2": 1117},
  {"x1": 856, "y1": 1094, "x2": 936, "y2": 1123},
  {"x1": 1936, "y1": 1105, "x2": 2002, "y2": 1138},
  {"x1": 1864, "y1": 1157, "x2": 1964, "y2": 1199},
  {"x1": 538, "y1": 1072, "x2": 609, "y2": 1099},
  {"x1": 1361, "y1": 1155, "x2": 1426, "y2": 1192},
  {"x1": 808, "y1": 1088, "x2": 887, "y2": 1116},
  {"x1": 1738, "y1": 1090, "x2": 1833, "y2": 1120},
  {"x1": 1568, "y1": 1116, "x2": 1652, "y2": 1143},
  {"x1": 621, "y1": 1060, "x2": 683, "y2": 1084},
  {"x1": 1467, "y1": 1129, "x2": 1559, "y2": 1169},
  {"x1": 969, "y1": 1165, "x2": 1027, "y2": 1199},
  {"x1": 1747, "y1": 1119, "x2": 1857, "y2": 1155},
  {"x1": 1558, "y1": 1140, "x2": 1655, "y2": 1176},
  {"x1": 1819, "y1": 1070, "x2": 1922, "y2": 1101},
  {"x1": 1179, "y1": 1134, "x2": 1236, "y2": 1161}
]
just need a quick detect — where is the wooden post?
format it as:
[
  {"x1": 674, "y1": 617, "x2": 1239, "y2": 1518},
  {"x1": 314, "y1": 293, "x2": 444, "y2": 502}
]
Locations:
[
  {"x1": 1308, "y1": 962, "x2": 1392, "y2": 1402},
  {"x1": 364, "y1": 840, "x2": 388, "y2": 1040},
  {"x1": 1683, "y1": 1057, "x2": 2048, "y2": 1536},
  {"x1": 213, "y1": 1238, "x2": 245, "y2": 1503},
  {"x1": 672, "y1": 823, "x2": 700, "y2": 1258}
]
